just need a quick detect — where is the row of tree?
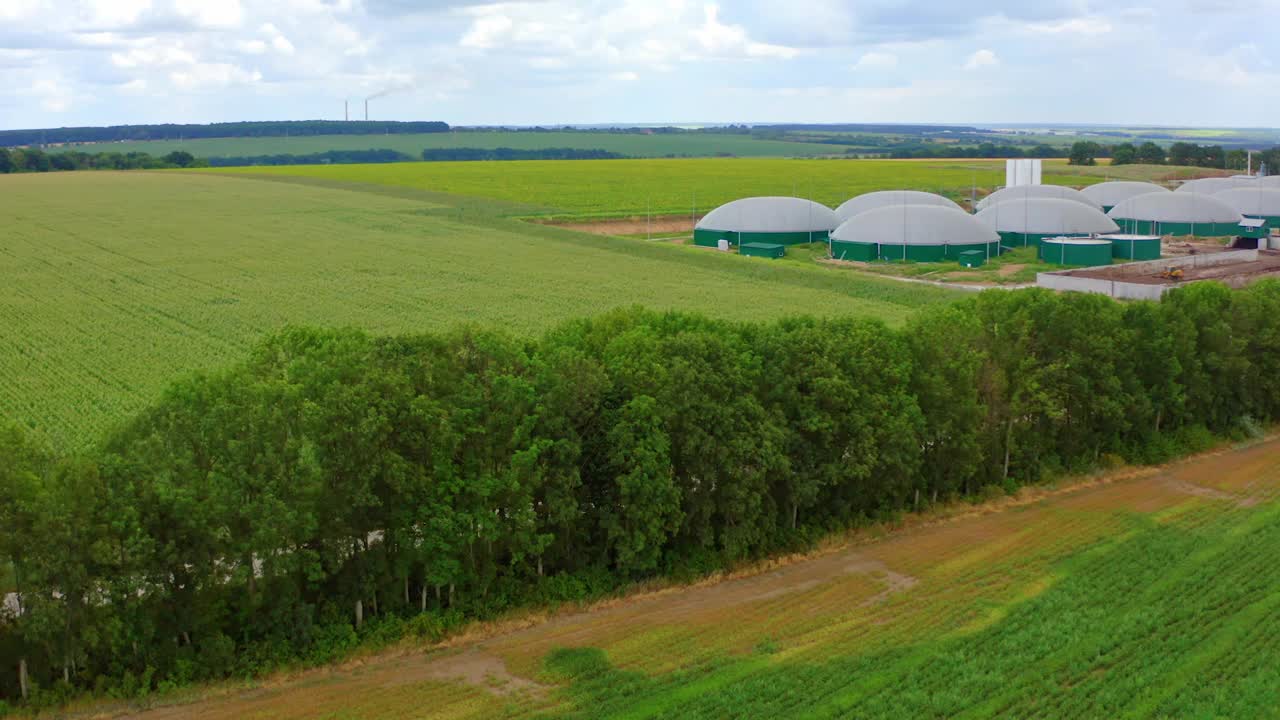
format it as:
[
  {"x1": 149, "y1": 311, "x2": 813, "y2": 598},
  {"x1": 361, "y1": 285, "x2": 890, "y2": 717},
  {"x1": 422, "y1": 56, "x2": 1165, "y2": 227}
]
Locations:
[
  {"x1": 206, "y1": 149, "x2": 412, "y2": 167},
  {"x1": 0, "y1": 121, "x2": 451, "y2": 148},
  {"x1": 887, "y1": 143, "x2": 1065, "y2": 160},
  {"x1": 1085, "y1": 140, "x2": 1278, "y2": 170},
  {"x1": 0, "y1": 148, "x2": 201, "y2": 173},
  {"x1": 420, "y1": 148, "x2": 627, "y2": 161},
  {"x1": 4, "y1": 283, "x2": 1280, "y2": 708}
]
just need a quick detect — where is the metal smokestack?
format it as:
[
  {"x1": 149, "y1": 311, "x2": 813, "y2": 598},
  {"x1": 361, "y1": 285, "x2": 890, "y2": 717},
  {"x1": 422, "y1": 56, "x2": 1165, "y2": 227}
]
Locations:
[
  {"x1": 344, "y1": 100, "x2": 348, "y2": 122},
  {"x1": 364, "y1": 99, "x2": 368, "y2": 121}
]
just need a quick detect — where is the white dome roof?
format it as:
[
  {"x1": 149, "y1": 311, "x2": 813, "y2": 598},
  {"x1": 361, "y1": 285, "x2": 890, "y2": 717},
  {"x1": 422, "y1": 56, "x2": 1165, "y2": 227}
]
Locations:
[
  {"x1": 1108, "y1": 192, "x2": 1243, "y2": 223},
  {"x1": 1175, "y1": 177, "x2": 1257, "y2": 194},
  {"x1": 976, "y1": 185, "x2": 1101, "y2": 212},
  {"x1": 1212, "y1": 187, "x2": 1280, "y2": 217},
  {"x1": 834, "y1": 191, "x2": 962, "y2": 223},
  {"x1": 696, "y1": 197, "x2": 837, "y2": 233},
  {"x1": 1080, "y1": 181, "x2": 1170, "y2": 207},
  {"x1": 831, "y1": 205, "x2": 999, "y2": 247},
  {"x1": 974, "y1": 198, "x2": 1119, "y2": 235}
]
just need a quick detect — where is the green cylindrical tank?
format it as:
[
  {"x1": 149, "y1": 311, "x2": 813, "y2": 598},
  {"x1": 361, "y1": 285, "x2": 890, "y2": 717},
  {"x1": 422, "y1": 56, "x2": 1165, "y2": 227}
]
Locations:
[
  {"x1": 998, "y1": 231, "x2": 1090, "y2": 248},
  {"x1": 1100, "y1": 234, "x2": 1161, "y2": 261},
  {"x1": 1039, "y1": 238, "x2": 1113, "y2": 266}
]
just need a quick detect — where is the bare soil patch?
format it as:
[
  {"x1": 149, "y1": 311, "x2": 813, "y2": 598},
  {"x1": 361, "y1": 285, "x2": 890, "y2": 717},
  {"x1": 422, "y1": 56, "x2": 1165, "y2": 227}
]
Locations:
[
  {"x1": 1069, "y1": 250, "x2": 1280, "y2": 288},
  {"x1": 414, "y1": 648, "x2": 544, "y2": 696},
  {"x1": 544, "y1": 215, "x2": 696, "y2": 237}
]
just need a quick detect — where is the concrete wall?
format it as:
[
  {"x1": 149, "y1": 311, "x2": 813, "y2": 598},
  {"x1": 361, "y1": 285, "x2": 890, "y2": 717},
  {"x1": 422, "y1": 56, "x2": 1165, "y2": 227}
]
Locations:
[{"x1": 1037, "y1": 250, "x2": 1259, "y2": 300}]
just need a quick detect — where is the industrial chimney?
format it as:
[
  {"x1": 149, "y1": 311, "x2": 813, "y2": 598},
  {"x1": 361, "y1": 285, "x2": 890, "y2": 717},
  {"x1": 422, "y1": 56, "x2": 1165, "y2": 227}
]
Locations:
[
  {"x1": 344, "y1": 100, "x2": 348, "y2": 122},
  {"x1": 364, "y1": 99, "x2": 369, "y2": 121}
]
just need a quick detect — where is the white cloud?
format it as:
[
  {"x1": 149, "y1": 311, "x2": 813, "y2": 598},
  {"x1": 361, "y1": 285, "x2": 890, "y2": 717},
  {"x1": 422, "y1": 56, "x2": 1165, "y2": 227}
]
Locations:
[
  {"x1": 693, "y1": 4, "x2": 799, "y2": 59},
  {"x1": 455, "y1": 1, "x2": 799, "y2": 66},
  {"x1": 1173, "y1": 44, "x2": 1278, "y2": 88},
  {"x1": 1025, "y1": 17, "x2": 1113, "y2": 35},
  {"x1": 80, "y1": 0, "x2": 151, "y2": 27},
  {"x1": 0, "y1": 0, "x2": 46, "y2": 22},
  {"x1": 169, "y1": 62, "x2": 260, "y2": 90},
  {"x1": 964, "y1": 48, "x2": 999, "y2": 70},
  {"x1": 110, "y1": 44, "x2": 198, "y2": 68},
  {"x1": 853, "y1": 51, "x2": 898, "y2": 70},
  {"x1": 610, "y1": 70, "x2": 638, "y2": 81},
  {"x1": 460, "y1": 13, "x2": 513, "y2": 49},
  {"x1": 272, "y1": 35, "x2": 295, "y2": 54},
  {"x1": 173, "y1": 0, "x2": 243, "y2": 29},
  {"x1": 27, "y1": 74, "x2": 77, "y2": 111}
]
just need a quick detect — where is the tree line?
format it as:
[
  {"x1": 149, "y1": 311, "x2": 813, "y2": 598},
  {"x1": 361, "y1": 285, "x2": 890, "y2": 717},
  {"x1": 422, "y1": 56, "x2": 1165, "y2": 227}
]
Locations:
[
  {"x1": 1071, "y1": 140, "x2": 1280, "y2": 170},
  {"x1": 4, "y1": 282, "x2": 1280, "y2": 710},
  {"x1": 887, "y1": 142, "x2": 1065, "y2": 160},
  {"x1": 420, "y1": 148, "x2": 627, "y2": 161},
  {"x1": 0, "y1": 148, "x2": 202, "y2": 173},
  {"x1": 206, "y1": 149, "x2": 411, "y2": 167},
  {"x1": 0, "y1": 121, "x2": 451, "y2": 148}
]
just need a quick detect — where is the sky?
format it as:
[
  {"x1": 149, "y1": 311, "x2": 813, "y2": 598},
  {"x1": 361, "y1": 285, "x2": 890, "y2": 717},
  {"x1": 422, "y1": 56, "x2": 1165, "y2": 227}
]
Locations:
[{"x1": 1, "y1": 0, "x2": 1278, "y2": 129}]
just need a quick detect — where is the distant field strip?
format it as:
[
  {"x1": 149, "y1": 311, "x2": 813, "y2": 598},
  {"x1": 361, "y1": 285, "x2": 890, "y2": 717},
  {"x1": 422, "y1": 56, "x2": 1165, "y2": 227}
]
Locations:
[
  {"x1": 50, "y1": 131, "x2": 849, "y2": 159},
  {"x1": 120, "y1": 436, "x2": 1280, "y2": 720},
  {"x1": 211, "y1": 158, "x2": 1098, "y2": 218},
  {"x1": 0, "y1": 171, "x2": 957, "y2": 446}
]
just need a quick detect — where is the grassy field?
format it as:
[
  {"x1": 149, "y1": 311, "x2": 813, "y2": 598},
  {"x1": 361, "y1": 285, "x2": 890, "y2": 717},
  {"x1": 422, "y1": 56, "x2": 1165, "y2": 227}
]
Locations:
[
  {"x1": 209, "y1": 158, "x2": 1100, "y2": 219},
  {"x1": 105, "y1": 433, "x2": 1280, "y2": 719},
  {"x1": 51, "y1": 131, "x2": 849, "y2": 159},
  {"x1": 0, "y1": 171, "x2": 959, "y2": 447}
]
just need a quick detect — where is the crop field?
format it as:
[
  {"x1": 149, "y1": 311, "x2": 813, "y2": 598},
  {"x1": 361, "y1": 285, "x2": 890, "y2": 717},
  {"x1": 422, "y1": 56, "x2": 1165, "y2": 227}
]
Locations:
[
  {"x1": 110, "y1": 435, "x2": 1280, "y2": 720},
  {"x1": 0, "y1": 171, "x2": 959, "y2": 447},
  {"x1": 50, "y1": 131, "x2": 847, "y2": 159},
  {"x1": 210, "y1": 158, "x2": 1099, "y2": 219}
]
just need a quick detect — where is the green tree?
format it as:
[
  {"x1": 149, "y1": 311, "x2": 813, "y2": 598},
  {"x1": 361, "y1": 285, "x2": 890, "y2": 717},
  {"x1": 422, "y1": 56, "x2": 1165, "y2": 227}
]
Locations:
[
  {"x1": 1137, "y1": 142, "x2": 1166, "y2": 164},
  {"x1": 1067, "y1": 141, "x2": 1101, "y2": 166},
  {"x1": 162, "y1": 151, "x2": 196, "y2": 168},
  {"x1": 601, "y1": 396, "x2": 682, "y2": 575},
  {"x1": 1111, "y1": 143, "x2": 1138, "y2": 165}
]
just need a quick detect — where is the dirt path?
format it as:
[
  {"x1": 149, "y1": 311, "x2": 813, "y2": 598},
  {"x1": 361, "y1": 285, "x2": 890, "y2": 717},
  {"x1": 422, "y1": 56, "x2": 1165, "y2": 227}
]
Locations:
[
  {"x1": 543, "y1": 215, "x2": 697, "y2": 236},
  {"x1": 109, "y1": 435, "x2": 1280, "y2": 720}
]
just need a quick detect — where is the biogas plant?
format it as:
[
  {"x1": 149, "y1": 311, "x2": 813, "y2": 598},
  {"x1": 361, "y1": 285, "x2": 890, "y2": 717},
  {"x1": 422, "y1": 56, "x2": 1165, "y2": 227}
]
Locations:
[{"x1": 692, "y1": 159, "x2": 1280, "y2": 297}]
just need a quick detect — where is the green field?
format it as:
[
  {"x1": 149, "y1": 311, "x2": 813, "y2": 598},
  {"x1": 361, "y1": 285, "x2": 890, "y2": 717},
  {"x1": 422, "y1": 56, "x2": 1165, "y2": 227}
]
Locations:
[
  {"x1": 0, "y1": 171, "x2": 960, "y2": 447},
  {"x1": 52, "y1": 131, "x2": 849, "y2": 159},
  {"x1": 209, "y1": 158, "x2": 1099, "y2": 219}
]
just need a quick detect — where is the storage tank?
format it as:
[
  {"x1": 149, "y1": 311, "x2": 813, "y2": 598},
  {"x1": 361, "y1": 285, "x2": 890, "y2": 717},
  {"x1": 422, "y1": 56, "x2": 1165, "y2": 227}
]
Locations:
[
  {"x1": 975, "y1": 185, "x2": 1101, "y2": 212},
  {"x1": 1080, "y1": 181, "x2": 1170, "y2": 213},
  {"x1": 834, "y1": 190, "x2": 962, "y2": 223},
  {"x1": 1107, "y1": 192, "x2": 1244, "y2": 237},
  {"x1": 829, "y1": 204, "x2": 1000, "y2": 262},
  {"x1": 1175, "y1": 177, "x2": 1256, "y2": 194},
  {"x1": 694, "y1": 197, "x2": 837, "y2": 247},
  {"x1": 974, "y1": 198, "x2": 1119, "y2": 247},
  {"x1": 1212, "y1": 187, "x2": 1280, "y2": 230},
  {"x1": 1040, "y1": 237, "x2": 1114, "y2": 266},
  {"x1": 1098, "y1": 234, "x2": 1162, "y2": 261}
]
